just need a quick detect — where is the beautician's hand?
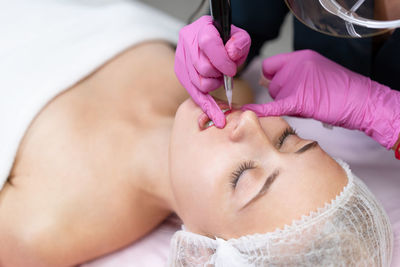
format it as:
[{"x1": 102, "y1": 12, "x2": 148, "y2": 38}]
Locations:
[
  {"x1": 243, "y1": 50, "x2": 400, "y2": 149},
  {"x1": 175, "y1": 16, "x2": 251, "y2": 128}
]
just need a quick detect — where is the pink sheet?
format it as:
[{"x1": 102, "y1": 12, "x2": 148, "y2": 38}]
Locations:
[
  {"x1": 82, "y1": 58, "x2": 400, "y2": 267},
  {"x1": 81, "y1": 216, "x2": 180, "y2": 267}
]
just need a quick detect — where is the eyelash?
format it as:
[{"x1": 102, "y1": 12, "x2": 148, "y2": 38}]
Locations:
[
  {"x1": 278, "y1": 127, "x2": 297, "y2": 148},
  {"x1": 230, "y1": 160, "x2": 256, "y2": 189},
  {"x1": 230, "y1": 127, "x2": 296, "y2": 189}
]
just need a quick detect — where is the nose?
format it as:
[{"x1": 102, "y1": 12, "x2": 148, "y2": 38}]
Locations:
[{"x1": 230, "y1": 110, "x2": 271, "y2": 145}]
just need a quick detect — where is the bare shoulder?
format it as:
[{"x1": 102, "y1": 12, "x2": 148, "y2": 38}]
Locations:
[{"x1": 0, "y1": 43, "x2": 173, "y2": 266}]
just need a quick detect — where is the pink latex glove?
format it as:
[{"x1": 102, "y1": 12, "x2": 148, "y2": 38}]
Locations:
[
  {"x1": 175, "y1": 16, "x2": 251, "y2": 128},
  {"x1": 243, "y1": 50, "x2": 400, "y2": 149}
]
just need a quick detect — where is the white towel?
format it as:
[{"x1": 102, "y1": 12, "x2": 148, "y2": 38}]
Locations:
[{"x1": 0, "y1": 0, "x2": 183, "y2": 190}]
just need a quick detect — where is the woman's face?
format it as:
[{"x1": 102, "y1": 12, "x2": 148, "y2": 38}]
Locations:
[{"x1": 169, "y1": 98, "x2": 347, "y2": 239}]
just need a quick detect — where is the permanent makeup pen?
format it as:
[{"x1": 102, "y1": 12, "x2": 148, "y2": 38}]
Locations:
[{"x1": 209, "y1": 0, "x2": 233, "y2": 109}]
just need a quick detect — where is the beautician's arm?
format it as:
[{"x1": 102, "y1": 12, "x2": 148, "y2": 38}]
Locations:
[{"x1": 243, "y1": 50, "x2": 400, "y2": 155}]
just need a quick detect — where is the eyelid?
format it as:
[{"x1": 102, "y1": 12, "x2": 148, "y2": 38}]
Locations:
[
  {"x1": 230, "y1": 160, "x2": 256, "y2": 189},
  {"x1": 277, "y1": 127, "x2": 297, "y2": 148}
]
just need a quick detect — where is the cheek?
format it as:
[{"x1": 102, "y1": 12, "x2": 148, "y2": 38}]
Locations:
[
  {"x1": 169, "y1": 144, "x2": 238, "y2": 235},
  {"x1": 170, "y1": 117, "x2": 231, "y2": 185},
  {"x1": 169, "y1": 138, "x2": 222, "y2": 218},
  {"x1": 172, "y1": 170, "x2": 229, "y2": 236}
]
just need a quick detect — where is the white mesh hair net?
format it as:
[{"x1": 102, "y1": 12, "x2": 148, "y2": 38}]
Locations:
[{"x1": 168, "y1": 160, "x2": 393, "y2": 267}]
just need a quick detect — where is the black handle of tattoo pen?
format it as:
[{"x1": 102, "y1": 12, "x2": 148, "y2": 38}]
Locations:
[{"x1": 210, "y1": 0, "x2": 232, "y2": 44}]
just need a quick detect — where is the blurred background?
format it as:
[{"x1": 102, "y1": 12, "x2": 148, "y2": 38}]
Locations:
[{"x1": 137, "y1": 0, "x2": 294, "y2": 58}]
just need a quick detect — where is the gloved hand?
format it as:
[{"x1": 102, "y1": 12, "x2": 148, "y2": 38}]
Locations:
[
  {"x1": 175, "y1": 16, "x2": 251, "y2": 128},
  {"x1": 243, "y1": 50, "x2": 400, "y2": 149}
]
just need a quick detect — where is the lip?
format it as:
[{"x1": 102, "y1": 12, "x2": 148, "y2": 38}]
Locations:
[{"x1": 198, "y1": 100, "x2": 238, "y2": 130}]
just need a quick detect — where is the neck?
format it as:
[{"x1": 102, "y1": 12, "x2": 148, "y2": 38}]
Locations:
[
  {"x1": 86, "y1": 41, "x2": 185, "y2": 214},
  {"x1": 120, "y1": 42, "x2": 185, "y2": 212},
  {"x1": 136, "y1": 115, "x2": 177, "y2": 213}
]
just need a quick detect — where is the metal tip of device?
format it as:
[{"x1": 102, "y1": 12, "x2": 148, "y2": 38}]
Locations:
[
  {"x1": 226, "y1": 89, "x2": 232, "y2": 109},
  {"x1": 224, "y1": 75, "x2": 233, "y2": 110},
  {"x1": 228, "y1": 95, "x2": 232, "y2": 109}
]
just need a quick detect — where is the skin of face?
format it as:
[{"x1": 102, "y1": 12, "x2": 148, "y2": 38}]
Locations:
[{"x1": 169, "y1": 98, "x2": 348, "y2": 240}]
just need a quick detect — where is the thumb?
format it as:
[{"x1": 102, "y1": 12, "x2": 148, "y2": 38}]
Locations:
[
  {"x1": 241, "y1": 100, "x2": 295, "y2": 117},
  {"x1": 262, "y1": 52, "x2": 292, "y2": 80}
]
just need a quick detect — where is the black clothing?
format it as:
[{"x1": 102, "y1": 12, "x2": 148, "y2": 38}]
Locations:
[{"x1": 231, "y1": 0, "x2": 400, "y2": 90}]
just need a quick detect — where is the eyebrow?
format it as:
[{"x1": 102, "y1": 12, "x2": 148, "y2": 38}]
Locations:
[
  {"x1": 295, "y1": 141, "x2": 318, "y2": 154},
  {"x1": 239, "y1": 142, "x2": 317, "y2": 210},
  {"x1": 241, "y1": 169, "x2": 280, "y2": 210}
]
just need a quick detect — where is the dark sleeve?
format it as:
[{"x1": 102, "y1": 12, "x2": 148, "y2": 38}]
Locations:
[
  {"x1": 231, "y1": 0, "x2": 289, "y2": 66},
  {"x1": 372, "y1": 29, "x2": 400, "y2": 91},
  {"x1": 293, "y1": 18, "x2": 372, "y2": 77},
  {"x1": 293, "y1": 20, "x2": 400, "y2": 91}
]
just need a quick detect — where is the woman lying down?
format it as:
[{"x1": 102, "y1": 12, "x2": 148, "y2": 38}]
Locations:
[{"x1": 0, "y1": 40, "x2": 392, "y2": 266}]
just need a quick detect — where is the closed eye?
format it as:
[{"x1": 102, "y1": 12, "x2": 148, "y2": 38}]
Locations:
[
  {"x1": 230, "y1": 160, "x2": 256, "y2": 189},
  {"x1": 277, "y1": 127, "x2": 297, "y2": 148}
]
